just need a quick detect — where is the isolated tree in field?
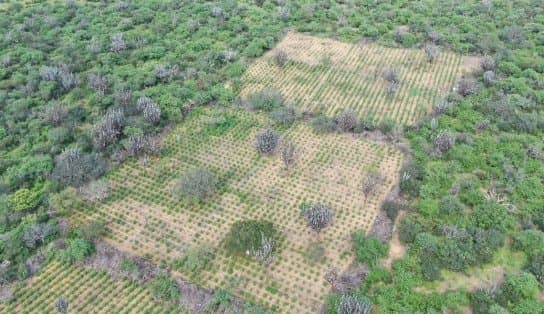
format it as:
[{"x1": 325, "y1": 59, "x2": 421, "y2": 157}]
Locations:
[
  {"x1": 281, "y1": 141, "x2": 297, "y2": 169},
  {"x1": 55, "y1": 297, "x2": 69, "y2": 314},
  {"x1": 303, "y1": 203, "x2": 333, "y2": 233},
  {"x1": 362, "y1": 171, "x2": 384, "y2": 200},
  {"x1": 382, "y1": 67, "x2": 401, "y2": 96},
  {"x1": 338, "y1": 295, "x2": 373, "y2": 314},
  {"x1": 456, "y1": 77, "x2": 477, "y2": 96},
  {"x1": 335, "y1": 109, "x2": 358, "y2": 132},
  {"x1": 274, "y1": 50, "x2": 289, "y2": 67},
  {"x1": 173, "y1": 169, "x2": 219, "y2": 202},
  {"x1": 256, "y1": 128, "x2": 279, "y2": 154},
  {"x1": 43, "y1": 102, "x2": 67, "y2": 126},
  {"x1": 52, "y1": 147, "x2": 105, "y2": 187},
  {"x1": 424, "y1": 44, "x2": 440, "y2": 63}
]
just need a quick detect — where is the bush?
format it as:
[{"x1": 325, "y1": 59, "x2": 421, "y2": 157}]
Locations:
[
  {"x1": 337, "y1": 294, "x2": 373, "y2": 314},
  {"x1": 173, "y1": 246, "x2": 215, "y2": 275},
  {"x1": 312, "y1": 115, "x2": 335, "y2": 133},
  {"x1": 58, "y1": 238, "x2": 94, "y2": 264},
  {"x1": 526, "y1": 253, "x2": 544, "y2": 284},
  {"x1": 381, "y1": 200, "x2": 404, "y2": 221},
  {"x1": 274, "y1": 50, "x2": 289, "y2": 67},
  {"x1": 281, "y1": 141, "x2": 297, "y2": 169},
  {"x1": 424, "y1": 44, "x2": 440, "y2": 63},
  {"x1": 438, "y1": 195, "x2": 464, "y2": 215},
  {"x1": 255, "y1": 128, "x2": 279, "y2": 154},
  {"x1": 433, "y1": 131, "x2": 455, "y2": 155},
  {"x1": 512, "y1": 230, "x2": 544, "y2": 255},
  {"x1": 247, "y1": 88, "x2": 283, "y2": 111},
  {"x1": 79, "y1": 180, "x2": 109, "y2": 202},
  {"x1": 92, "y1": 109, "x2": 124, "y2": 150},
  {"x1": 456, "y1": 77, "x2": 478, "y2": 96},
  {"x1": 43, "y1": 103, "x2": 67, "y2": 126},
  {"x1": 52, "y1": 147, "x2": 105, "y2": 187},
  {"x1": 55, "y1": 297, "x2": 69, "y2": 314},
  {"x1": 270, "y1": 106, "x2": 296, "y2": 126},
  {"x1": 481, "y1": 55, "x2": 496, "y2": 71},
  {"x1": 173, "y1": 169, "x2": 219, "y2": 202},
  {"x1": 223, "y1": 220, "x2": 277, "y2": 256},
  {"x1": 302, "y1": 203, "x2": 333, "y2": 233},
  {"x1": 150, "y1": 273, "x2": 179, "y2": 304},
  {"x1": 361, "y1": 172, "x2": 384, "y2": 199},
  {"x1": 10, "y1": 188, "x2": 40, "y2": 212},
  {"x1": 352, "y1": 231, "x2": 388, "y2": 266},
  {"x1": 470, "y1": 288, "x2": 497, "y2": 314},
  {"x1": 76, "y1": 220, "x2": 106, "y2": 242},
  {"x1": 335, "y1": 109, "x2": 358, "y2": 132},
  {"x1": 398, "y1": 215, "x2": 425, "y2": 244},
  {"x1": 472, "y1": 201, "x2": 512, "y2": 232},
  {"x1": 500, "y1": 272, "x2": 539, "y2": 304}
]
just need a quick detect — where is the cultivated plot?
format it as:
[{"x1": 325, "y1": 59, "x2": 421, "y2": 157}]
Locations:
[
  {"x1": 0, "y1": 262, "x2": 170, "y2": 314},
  {"x1": 70, "y1": 108, "x2": 403, "y2": 313},
  {"x1": 241, "y1": 32, "x2": 471, "y2": 125}
]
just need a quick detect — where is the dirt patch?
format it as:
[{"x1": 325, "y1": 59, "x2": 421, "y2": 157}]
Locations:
[{"x1": 460, "y1": 56, "x2": 483, "y2": 74}]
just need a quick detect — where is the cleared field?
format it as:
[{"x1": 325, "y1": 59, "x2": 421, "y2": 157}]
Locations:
[
  {"x1": 241, "y1": 32, "x2": 470, "y2": 125},
  {"x1": 70, "y1": 107, "x2": 403, "y2": 313},
  {"x1": 0, "y1": 261, "x2": 173, "y2": 314}
]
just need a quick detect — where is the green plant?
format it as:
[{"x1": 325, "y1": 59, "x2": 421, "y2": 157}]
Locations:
[
  {"x1": 223, "y1": 220, "x2": 277, "y2": 256},
  {"x1": 352, "y1": 231, "x2": 388, "y2": 266},
  {"x1": 150, "y1": 273, "x2": 180, "y2": 304}
]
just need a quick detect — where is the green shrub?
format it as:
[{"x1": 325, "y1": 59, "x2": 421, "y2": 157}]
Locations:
[
  {"x1": 352, "y1": 231, "x2": 388, "y2": 266},
  {"x1": 512, "y1": 230, "x2": 544, "y2": 255},
  {"x1": 246, "y1": 88, "x2": 283, "y2": 111},
  {"x1": 58, "y1": 238, "x2": 94, "y2": 264},
  {"x1": 150, "y1": 273, "x2": 179, "y2": 304},
  {"x1": 10, "y1": 188, "x2": 40, "y2": 212},
  {"x1": 173, "y1": 246, "x2": 215, "y2": 275},
  {"x1": 224, "y1": 220, "x2": 277, "y2": 256},
  {"x1": 311, "y1": 115, "x2": 335, "y2": 133},
  {"x1": 499, "y1": 272, "x2": 539, "y2": 305},
  {"x1": 438, "y1": 195, "x2": 464, "y2": 216}
]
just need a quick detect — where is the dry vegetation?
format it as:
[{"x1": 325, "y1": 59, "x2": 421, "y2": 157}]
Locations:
[
  {"x1": 241, "y1": 32, "x2": 472, "y2": 125},
  {"x1": 70, "y1": 107, "x2": 403, "y2": 312}
]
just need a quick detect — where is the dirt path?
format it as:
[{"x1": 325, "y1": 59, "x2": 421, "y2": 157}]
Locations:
[{"x1": 382, "y1": 211, "x2": 407, "y2": 269}]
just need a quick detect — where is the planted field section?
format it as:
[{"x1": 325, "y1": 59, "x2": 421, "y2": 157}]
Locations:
[
  {"x1": 71, "y1": 108, "x2": 403, "y2": 313},
  {"x1": 0, "y1": 262, "x2": 170, "y2": 314},
  {"x1": 241, "y1": 32, "x2": 467, "y2": 125}
]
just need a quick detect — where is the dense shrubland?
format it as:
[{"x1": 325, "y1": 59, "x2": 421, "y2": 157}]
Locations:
[{"x1": 0, "y1": 0, "x2": 543, "y2": 313}]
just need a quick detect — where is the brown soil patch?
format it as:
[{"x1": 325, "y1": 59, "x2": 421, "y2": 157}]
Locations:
[{"x1": 382, "y1": 210, "x2": 407, "y2": 269}]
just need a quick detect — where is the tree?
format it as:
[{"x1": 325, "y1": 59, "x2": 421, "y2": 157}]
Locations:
[
  {"x1": 337, "y1": 294, "x2": 373, "y2": 314},
  {"x1": 79, "y1": 180, "x2": 109, "y2": 202},
  {"x1": 255, "y1": 128, "x2": 279, "y2": 154},
  {"x1": 500, "y1": 272, "x2": 539, "y2": 304},
  {"x1": 92, "y1": 109, "x2": 124, "y2": 150},
  {"x1": 87, "y1": 73, "x2": 108, "y2": 96},
  {"x1": 281, "y1": 141, "x2": 297, "y2": 169},
  {"x1": 362, "y1": 172, "x2": 384, "y2": 200},
  {"x1": 274, "y1": 50, "x2": 289, "y2": 67},
  {"x1": 481, "y1": 55, "x2": 495, "y2": 71},
  {"x1": 55, "y1": 297, "x2": 69, "y2": 314},
  {"x1": 43, "y1": 103, "x2": 67, "y2": 126},
  {"x1": 456, "y1": 77, "x2": 478, "y2": 96},
  {"x1": 303, "y1": 203, "x2": 333, "y2": 233},
  {"x1": 335, "y1": 109, "x2": 358, "y2": 132},
  {"x1": 23, "y1": 223, "x2": 57, "y2": 248},
  {"x1": 52, "y1": 147, "x2": 105, "y2": 187},
  {"x1": 433, "y1": 131, "x2": 455, "y2": 155},
  {"x1": 110, "y1": 33, "x2": 127, "y2": 53},
  {"x1": 224, "y1": 220, "x2": 277, "y2": 256},
  {"x1": 424, "y1": 44, "x2": 440, "y2": 63},
  {"x1": 526, "y1": 253, "x2": 544, "y2": 284},
  {"x1": 173, "y1": 169, "x2": 219, "y2": 202}
]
